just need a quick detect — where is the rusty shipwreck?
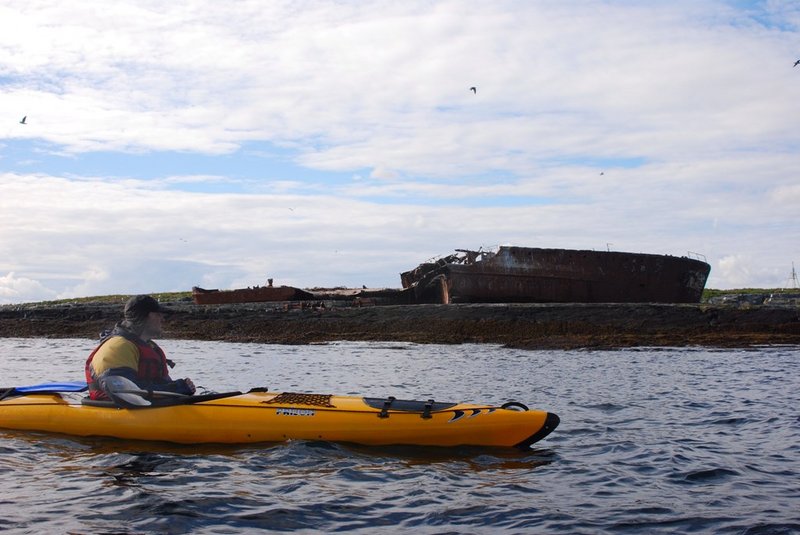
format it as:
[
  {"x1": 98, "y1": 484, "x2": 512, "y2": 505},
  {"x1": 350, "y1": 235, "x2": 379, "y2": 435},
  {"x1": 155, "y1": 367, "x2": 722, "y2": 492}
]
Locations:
[
  {"x1": 192, "y1": 284, "x2": 413, "y2": 306},
  {"x1": 401, "y1": 246, "x2": 711, "y2": 304},
  {"x1": 192, "y1": 285, "x2": 316, "y2": 305}
]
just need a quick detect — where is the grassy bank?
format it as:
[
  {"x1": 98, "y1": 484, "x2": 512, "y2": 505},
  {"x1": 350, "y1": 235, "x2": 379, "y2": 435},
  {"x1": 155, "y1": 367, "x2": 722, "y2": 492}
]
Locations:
[{"x1": 27, "y1": 292, "x2": 193, "y2": 306}]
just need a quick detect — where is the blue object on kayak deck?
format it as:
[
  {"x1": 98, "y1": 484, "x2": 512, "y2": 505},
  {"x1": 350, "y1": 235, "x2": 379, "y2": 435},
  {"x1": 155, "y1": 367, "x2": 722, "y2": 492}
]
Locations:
[{"x1": 14, "y1": 382, "x2": 88, "y2": 393}]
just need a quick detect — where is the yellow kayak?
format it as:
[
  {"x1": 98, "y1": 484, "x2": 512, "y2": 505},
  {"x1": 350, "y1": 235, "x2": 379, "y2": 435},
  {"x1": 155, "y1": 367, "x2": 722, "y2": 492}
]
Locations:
[{"x1": 0, "y1": 387, "x2": 559, "y2": 449}]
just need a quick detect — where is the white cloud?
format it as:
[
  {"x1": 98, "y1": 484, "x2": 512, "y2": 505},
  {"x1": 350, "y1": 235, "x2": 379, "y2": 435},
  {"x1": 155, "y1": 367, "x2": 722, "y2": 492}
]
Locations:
[
  {"x1": 0, "y1": 272, "x2": 57, "y2": 303},
  {"x1": 769, "y1": 183, "x2": 800, "y2": 204},
  {"x1": 3, "y1": 1, "x2": 797, "y2": 163},
  {"x1": 715, "y1": 254, "x2": 792, "y2": 290}
]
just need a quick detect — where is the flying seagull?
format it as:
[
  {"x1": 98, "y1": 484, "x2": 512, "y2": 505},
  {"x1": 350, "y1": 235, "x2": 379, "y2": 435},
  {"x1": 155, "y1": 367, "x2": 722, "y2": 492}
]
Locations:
[
  {"x1": 19, "y1": 116, "x2": 27, "y2": 124},
  {"x1": 469, "y1": 86, "x2": 476, "y2": 94},
  {"x1": 794, "y1": 60, "x2": 800, "y2": 67}
]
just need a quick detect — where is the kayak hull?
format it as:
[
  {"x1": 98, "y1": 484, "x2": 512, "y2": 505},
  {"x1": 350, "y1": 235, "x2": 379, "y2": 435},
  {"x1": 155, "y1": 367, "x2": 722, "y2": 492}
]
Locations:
[{"x1": 0, "y1": 391, "x2": 559, "y2": 449}]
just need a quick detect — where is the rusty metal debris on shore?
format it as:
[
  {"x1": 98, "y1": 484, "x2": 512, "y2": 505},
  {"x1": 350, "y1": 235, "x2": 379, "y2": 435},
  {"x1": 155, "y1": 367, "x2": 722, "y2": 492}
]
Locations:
[{"x1": 192, "y1": 246, "x2": 711, "y2": 306}]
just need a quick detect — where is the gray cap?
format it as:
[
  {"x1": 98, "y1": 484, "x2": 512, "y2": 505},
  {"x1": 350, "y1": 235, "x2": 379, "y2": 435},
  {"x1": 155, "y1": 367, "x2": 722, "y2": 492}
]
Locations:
[{"x1": 123, "y1": 295, "x2": 168, "y2": 322}]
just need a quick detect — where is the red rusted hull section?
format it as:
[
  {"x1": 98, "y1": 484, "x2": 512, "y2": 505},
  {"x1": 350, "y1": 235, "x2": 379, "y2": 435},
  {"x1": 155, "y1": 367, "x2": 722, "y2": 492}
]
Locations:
[
  {"x1": 192, "y1": 286, "x2": 314, "y2": 305},
  {"x1": 402, "y1": 247, "x2": 710, "y2": 304},
  {"x1": 192, "y1": 286, "x2": 415, "y2": 306}
]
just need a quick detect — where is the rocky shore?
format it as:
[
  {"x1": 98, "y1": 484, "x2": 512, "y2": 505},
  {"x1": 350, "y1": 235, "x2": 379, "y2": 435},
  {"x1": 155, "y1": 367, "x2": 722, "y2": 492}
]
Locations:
[{"x1": 1, "y1": 300, "x2": 799, "y2": 349}]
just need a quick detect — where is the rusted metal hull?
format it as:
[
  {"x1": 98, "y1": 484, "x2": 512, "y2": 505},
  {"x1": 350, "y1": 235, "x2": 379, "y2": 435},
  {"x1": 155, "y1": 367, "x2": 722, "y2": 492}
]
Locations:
[
  {"x1": 192, "y1": 286, "x2": 415, "y2": 306},
  {"x1": 192, "y1": 286, "x2": 314, "y2": 305},
  {"x1": 402, "y1": 247, "x2": 711, "y2": 304}
]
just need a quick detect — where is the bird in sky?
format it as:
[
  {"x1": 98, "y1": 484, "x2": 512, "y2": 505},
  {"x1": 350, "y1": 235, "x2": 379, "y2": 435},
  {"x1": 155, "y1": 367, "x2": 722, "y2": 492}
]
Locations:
[
  {"x1": 469, "y1": 86, "x2": 476, "y2": 94},
  {"x1": 794, "y1": 60, "x2": 800, "y2": 67},
  {"x1": 19, "y1": 116, "x2": 27, "y2": 124}
]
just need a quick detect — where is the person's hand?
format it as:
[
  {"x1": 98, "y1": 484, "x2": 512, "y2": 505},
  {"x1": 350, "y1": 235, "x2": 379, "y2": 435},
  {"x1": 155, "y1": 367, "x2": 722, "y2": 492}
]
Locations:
[{"x1": 184, "y1": 378, "x2": 196, "y2": 394}]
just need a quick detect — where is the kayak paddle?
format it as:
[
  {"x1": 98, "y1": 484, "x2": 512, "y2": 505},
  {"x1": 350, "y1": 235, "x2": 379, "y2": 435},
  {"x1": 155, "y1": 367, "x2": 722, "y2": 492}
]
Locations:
[{"x1": 102, "y1": 376, "x2": 188, "y2": 408}]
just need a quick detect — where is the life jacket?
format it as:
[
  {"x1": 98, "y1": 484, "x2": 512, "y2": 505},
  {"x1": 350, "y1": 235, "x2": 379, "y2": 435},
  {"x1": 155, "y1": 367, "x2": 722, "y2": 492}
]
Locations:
[{"x1": 85, "y1": 326, "x2": 170, "y2": 399}]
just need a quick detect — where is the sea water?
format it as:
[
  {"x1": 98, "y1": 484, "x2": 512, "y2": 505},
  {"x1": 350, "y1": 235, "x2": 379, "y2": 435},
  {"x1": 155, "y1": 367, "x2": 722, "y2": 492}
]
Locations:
[{"x1": 0, "y1": 338, "x2": 798, "y2": 534}]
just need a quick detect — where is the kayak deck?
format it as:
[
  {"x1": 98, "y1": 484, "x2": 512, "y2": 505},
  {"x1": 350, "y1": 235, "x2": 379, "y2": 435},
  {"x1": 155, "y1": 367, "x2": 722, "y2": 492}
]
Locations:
[{"x1": 0, "y1": 390, "x2": 559, "y2": 449}]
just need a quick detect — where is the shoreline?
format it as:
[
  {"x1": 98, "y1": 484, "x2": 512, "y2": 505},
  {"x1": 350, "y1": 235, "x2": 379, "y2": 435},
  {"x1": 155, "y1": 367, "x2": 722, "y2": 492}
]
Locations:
[{"x1": 1, "y1": 301, "x2": 799, "y2": 349}]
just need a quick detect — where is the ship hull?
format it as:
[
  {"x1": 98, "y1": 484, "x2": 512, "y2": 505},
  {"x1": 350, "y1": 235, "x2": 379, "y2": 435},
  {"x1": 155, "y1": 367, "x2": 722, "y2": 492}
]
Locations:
[
  {"x1": 192, "y1": 286, "x2": 314, "y2": 305},
  {"x1": 403, "y1": 247, "x2": 710, "y2": 304}
]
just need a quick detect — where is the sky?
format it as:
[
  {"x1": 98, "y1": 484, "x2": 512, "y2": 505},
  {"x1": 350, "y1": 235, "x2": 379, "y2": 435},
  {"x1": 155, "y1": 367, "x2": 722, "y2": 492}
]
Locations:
[{"x1": 1, "y1": 0, "x2": 799, "y2": 304}]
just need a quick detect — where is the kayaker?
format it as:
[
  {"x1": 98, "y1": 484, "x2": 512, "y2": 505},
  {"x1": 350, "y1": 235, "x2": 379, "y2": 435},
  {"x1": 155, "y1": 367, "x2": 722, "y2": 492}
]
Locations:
[{"x1": 85, "y1": 294, "x2": 196, "y2": 400}]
